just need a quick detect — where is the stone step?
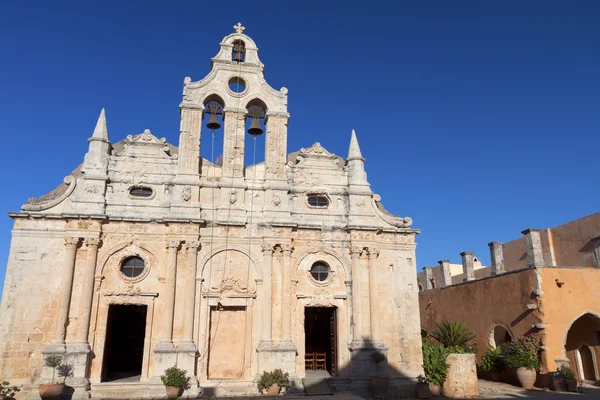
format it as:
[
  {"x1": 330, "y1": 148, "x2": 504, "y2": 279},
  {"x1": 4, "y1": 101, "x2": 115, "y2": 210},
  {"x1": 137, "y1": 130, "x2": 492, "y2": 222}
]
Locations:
[{"x1": 302, "y1": 377, "x2": 333, "y2": 395}]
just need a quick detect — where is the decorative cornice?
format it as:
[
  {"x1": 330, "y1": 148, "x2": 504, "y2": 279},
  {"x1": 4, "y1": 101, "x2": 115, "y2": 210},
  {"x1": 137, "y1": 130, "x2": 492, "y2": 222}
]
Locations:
[{"x1": 22, "y1": 175, "x2": 76, "y2": 212}]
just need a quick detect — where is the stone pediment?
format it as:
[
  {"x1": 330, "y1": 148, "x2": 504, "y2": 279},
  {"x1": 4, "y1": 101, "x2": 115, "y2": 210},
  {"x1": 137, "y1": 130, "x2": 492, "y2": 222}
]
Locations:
[
  {"x1": 113, "y1": 129, "x2": 175, "y2": 159},
  {"x1": 289, "y1": 142, "x2": 345, "y2": 170}
]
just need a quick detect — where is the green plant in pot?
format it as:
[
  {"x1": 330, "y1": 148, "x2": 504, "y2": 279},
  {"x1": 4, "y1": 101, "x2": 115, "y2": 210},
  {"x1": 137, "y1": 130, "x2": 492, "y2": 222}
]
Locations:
[
  {"x1": 499, "y1": 334, "x2": 541, "y2": 390},
  {"x1": 416, "y1": 374, "x2": 432, "y2": 399},
  {"x1": 160, "y1": 366, "x2": 189, "y2": 399},
  {"x1": 558, "y1": 365, "x2": 577, "y2": 392},
  {"x1": 371, "y1": 351, "x2": 389, "y2": 398},
  {"x1": 481, "y1": 347, "x2": 504, "y2": 381},
  {"x1": 431, "y1": 320, "x2": 476, "y2": 348},
  {"x1": 422, "y1": 337, "x2": 449, "y2": 395},
  {"x1": 257, "y1": 369, "x2": 290, "y2": 396},
  {"x1": 38, "y1": 355, "x2": 73, "y2": 400},
  {"x1": 0, "y1": 381, "x2": 20, "y2": 400}
]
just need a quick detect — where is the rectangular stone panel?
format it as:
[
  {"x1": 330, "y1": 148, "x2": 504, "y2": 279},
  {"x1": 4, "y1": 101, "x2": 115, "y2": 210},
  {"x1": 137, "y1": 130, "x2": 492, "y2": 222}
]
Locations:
[{"x1": 207, "y1": 306, "x2": 246, "y2": 379}]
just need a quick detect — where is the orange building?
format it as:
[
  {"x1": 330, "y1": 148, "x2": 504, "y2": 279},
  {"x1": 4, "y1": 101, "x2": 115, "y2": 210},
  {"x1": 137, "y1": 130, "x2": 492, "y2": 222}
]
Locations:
[{"x1": 417, "y1": 212, "x2": 600, "y2": 384}]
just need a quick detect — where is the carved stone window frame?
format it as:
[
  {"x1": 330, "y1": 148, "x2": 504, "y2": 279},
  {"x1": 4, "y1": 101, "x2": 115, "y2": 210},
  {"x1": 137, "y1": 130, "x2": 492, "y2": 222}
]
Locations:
[
  {"x1": 305, "y1": 192, "x2": 331, "y2": 209},
  {"x1": 128, "y1": 185, "x2": 157, "y2": 201},
  {"x1": 226, "y1": 75, "x2": 249, "y2": 97},
  {"x1": 306, "y1": 260, "x2": 336, "y2": 287},
  {"x1": 116, "y1": 250, "x2": 152, "y2": 284}
]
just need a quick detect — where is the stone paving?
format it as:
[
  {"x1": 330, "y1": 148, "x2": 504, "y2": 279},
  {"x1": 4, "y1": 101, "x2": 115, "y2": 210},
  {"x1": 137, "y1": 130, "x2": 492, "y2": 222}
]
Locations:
[{"x1": 477, "y1": 380, "x2": 600, "y2": 399}]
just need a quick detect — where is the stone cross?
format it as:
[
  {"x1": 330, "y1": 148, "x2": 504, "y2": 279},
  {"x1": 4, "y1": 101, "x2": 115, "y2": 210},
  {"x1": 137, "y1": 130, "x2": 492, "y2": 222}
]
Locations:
[{"x1": 234, "y1": 22, "x2": 245, "y2": 34}]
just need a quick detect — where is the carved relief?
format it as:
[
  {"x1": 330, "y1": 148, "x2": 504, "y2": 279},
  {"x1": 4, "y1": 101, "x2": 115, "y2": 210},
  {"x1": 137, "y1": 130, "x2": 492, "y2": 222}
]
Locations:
[
  {"x1": 229, "y1": 189, "x2": 238, "y2": 205},
  {"x1": 181, "y1": 186, "x2": 192, "y2": 202},
  {"x1": 273, "y1": 194, "x2": 281, "y2": 207}
]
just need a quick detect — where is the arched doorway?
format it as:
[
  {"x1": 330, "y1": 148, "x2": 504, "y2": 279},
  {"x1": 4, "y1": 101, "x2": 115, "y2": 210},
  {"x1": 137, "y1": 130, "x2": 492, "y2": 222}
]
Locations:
[
  {"x1": 493, "y1": 326, "x2": 512, "y2": 347},
  {"x1": 565, "y1": 313, "x2": 600, "y2": 381}
]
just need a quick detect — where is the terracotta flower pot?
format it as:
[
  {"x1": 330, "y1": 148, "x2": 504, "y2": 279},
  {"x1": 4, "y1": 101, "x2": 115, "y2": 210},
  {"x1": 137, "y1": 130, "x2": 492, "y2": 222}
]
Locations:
[
  {"x1": 565, "y1": 379, "x2": 577, "y2": 392},
  {"x1": 491, "y1": 372, "x2": 501, "y2": 382},
  {"x1": 416, "y1": 382, "x2": 432, "y2": 398},
  {"x1": 39, "y1": 383, "x2": 65, "y2": 400},
  {"x1": 371, "y1": 376, "x2": 389, "y2": 398},
  {"x1": 515, "y1": 367, "x2": 536, "y2": 389},
  {"x1": 266, "y1": 383, "x2": 280, "y2": 396},
  {"x1": 429, "y1": 383, "x2": 441, "y2": 396},
  {"x1": 165, "y1": 386, "x2": 182, "y2": 399}
]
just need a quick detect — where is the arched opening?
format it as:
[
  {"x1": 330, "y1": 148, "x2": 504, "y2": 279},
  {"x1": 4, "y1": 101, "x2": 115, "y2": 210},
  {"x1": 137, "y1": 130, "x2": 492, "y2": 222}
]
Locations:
[
  {"x1": 232, "y1": 40, "x2": 245, "y2": 62},
  {"x1": 490, "y1": 325, "x2": 512, "y2": 348},
  {"x1": 244, "y1": 98, "x2": 267, "y2": 168},
  {"x1": 566, "y1": 313, "x2": 600, "y2": 381},
  {"x1": 201, "y1": 95, "x2": 225, "y2": 167}
]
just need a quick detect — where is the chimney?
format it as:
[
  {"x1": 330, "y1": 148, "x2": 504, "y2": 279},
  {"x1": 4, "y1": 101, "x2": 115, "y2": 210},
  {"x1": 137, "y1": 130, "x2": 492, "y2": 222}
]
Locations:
[
  {"x1": 460, "y1": 251, "x2": 475, "y2": 282},
  {"x1": 522, "y1": 228, "x2": 544, "y2": 268},
  {"x1": 423, "y1": 267, "x2": 434, "y2": 290},
  {"x1": 438, "y1": 260, "x2": 452, "y2": 287},
  {"x1": 488, "y1": 241, "x2": 505, "y2": 275}
]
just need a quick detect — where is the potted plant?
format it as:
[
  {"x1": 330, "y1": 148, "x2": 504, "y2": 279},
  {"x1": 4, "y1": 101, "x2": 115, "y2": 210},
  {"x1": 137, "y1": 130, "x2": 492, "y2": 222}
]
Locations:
[
  {"x1": 481, "y1": 347, "x2": 503, "y2": 381},
  {"x1": 257, "y1": 369, "x2": 290, "y2": 396},
  {"x1": 38, "y1": 355, "x2": 73, "y2": 400},
  {"x1": 422, "y1": 337, "x2": 448, "y2": 395},
  {"x1": 499, "y1": 335, "x2": 541, "y2": 389},
  {"x1": 160, "y1": 366, "x2": 189, "y2": 399},
  {"x1": 371, "y1": 351, "x2": 389, "y2": 398},
  {"x1": 558, "y1": 365, "x2": 577, "y2": 392},
  {"x1": 0, "y1": 381, "x2": 20, "y2": 400},
  {"x1": 416, "y1": 375, "x2": 432, "y2": 399}
]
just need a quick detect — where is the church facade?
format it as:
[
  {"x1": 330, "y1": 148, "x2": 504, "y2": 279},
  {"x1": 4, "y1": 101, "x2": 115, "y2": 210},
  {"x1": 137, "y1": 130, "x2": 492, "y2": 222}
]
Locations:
[{"x1": 0, "y1": 25, "x2": 423, "y2": 398}]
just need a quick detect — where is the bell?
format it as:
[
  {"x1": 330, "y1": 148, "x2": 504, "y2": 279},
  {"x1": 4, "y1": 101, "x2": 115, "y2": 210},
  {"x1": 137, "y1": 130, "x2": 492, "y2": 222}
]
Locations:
[
  {"x1": 233, "y1": 51, "x2": 243, "y2": 62},
  {"x1": 206, "y1": 113, "x2": 221, "y2": 130},
  {"x1": 247, "y1": 117, "x2": 263, "y2": 136}
]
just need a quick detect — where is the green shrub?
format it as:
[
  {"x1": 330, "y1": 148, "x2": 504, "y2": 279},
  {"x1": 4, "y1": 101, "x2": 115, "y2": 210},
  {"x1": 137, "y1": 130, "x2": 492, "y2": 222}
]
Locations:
[
  {"x1": 0, "y1": 381, "x2": 20, "y2": 400},
  {"x1": 257, "y1": 369, "x2": 290, "y2": 394},
  {"x1": 431, "y1": 320, "x2": 476, "y2": 348},
  {"x1": 422, "y1": 337, "x2": 449, "y2": 386},
  {"x1": 481, "y1": 347, "x2": 504, "y2": 373},
  {"x1": 43, "y1": 355, "x2": 72, "y2": 383},
  {"x1": 558, "y1": 365, "x2": 575, "y2": 380},
  {"x1": 416, "y1": 374, "x2": 429, "y2": 384},
  {"x1": 499, "y1": 334, "x2": 541, "y2": 371},
  {"x1": 160, "y1": 366, "x2": 189, "y2": 389}
]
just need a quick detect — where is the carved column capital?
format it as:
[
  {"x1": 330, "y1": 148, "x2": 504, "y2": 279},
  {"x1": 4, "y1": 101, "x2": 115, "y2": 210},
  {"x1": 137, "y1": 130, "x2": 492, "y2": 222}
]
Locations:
[
  {"x1": 281, "y1": 244, "x2": 294, "y2": 256},
  {"x1": 185, "y1": 241, "x2": 201, "y2": 252},
  {"x1": 166, "y1": 240, "x2": 181, "y2": 252},
  {"x1": 261, "y1": 244, "x2": 275, "y2": 254},
  {"x1": 64, "y1": 237, "x2": 80, "y2": 249},
  {"x1": 84, "y1": 238, "x2": 100, "y2": 248},
  {"x1": 349, "y1": 246, "x2": 363, "y2": 259},
  {"x1": 367, "y1": 248, "x2": 380, "y2": 259}
]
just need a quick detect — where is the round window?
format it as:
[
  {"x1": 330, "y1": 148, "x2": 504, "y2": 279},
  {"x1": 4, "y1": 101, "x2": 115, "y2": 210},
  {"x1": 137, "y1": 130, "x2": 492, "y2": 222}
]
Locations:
[
  {"x1": 228, "y1": 77, "x2": 247, "y2": 93},
  {"x1": 121, "y1": 256, "x2": 145, "y2": 278},
  {"x1": 310, "y1": 262, "x2": 330, "y2": 282}
]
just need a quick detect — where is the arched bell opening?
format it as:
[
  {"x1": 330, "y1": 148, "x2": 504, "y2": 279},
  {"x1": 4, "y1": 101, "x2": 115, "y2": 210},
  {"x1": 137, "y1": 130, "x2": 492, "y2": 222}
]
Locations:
[
  {"x1": 232, "y1": 40, "x2": 246, "y2": 63},
  {"x1": 244, "y1": 98, "x2": 267, "y2": 169},
  {"x1": 202, "y1": 95, "x2": 225, "y2": 166}
]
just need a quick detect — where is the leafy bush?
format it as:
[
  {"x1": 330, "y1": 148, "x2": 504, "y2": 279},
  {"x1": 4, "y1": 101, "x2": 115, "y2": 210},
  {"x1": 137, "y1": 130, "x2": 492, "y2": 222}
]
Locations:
[
  {"x1": 431, "y1": 320, "x2": 476, "y2": 348},
  {"x1": 558, "y1": 365, "x2": 575, "y2": 380},
  {"x1": 0, "y1": 381, "x2": 20, "y2": 400},
  {"x1": 422, "y1": 337, "x2": 449, "y2": 386},
  {"x1": 160, "y1": 366, "x2": 189, "y2": 389},
  {"x1": 499, "y1": 334, "x2": 541, "y2": 371},
  {"x1": 416, "y1": 374, "x2": 429, "y2": 384},
  {"x1": 481, "y1": 347, "x2": 504, "y2": 373},
  {"x1": 257, "y1": 369, "x2": 290, "y2": 394},
  {"x1": 43, "y1": 355, "x2": 73, "y2": 384}
]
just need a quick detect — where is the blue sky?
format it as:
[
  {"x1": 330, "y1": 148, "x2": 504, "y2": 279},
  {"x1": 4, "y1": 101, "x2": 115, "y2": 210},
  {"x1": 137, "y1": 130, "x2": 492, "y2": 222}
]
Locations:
[{"x1": 0, "y1": 1, "x2": 599, "y2": 293}]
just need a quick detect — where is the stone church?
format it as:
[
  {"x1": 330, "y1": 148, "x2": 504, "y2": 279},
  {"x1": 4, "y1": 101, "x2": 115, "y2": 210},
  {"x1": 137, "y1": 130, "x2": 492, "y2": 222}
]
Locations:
[{"x1": 0, "y1": 24, "x2": 423, "y2": 398}]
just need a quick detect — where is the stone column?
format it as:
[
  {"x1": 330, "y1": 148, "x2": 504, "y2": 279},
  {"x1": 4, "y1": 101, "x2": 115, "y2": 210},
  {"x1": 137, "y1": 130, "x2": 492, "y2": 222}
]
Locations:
[
  {"x1": 160, "y1": 240, "x2": 180, "y2": 344},
  {"x1": 438, "y1": 260, "x2": 452, "y2": 287},
  {"x1": 423, "y1": 266, "x2": 434, "y2": 290},
  {"x1": 177, "y1": 105, "x2": 203, "y2": 176},
  {"x1": 260, "y1": 244, "x2": 274, "y2": 343},
  {"x1": 349, "y1": 246, "x2": 363, "y2": 341},
  {"x1": 265, "y1": 112, "x2": 289, "y2": 181},
  {"x1": 182, "y1": 241, "x2": 200, "y2": 343},
  {"x1": 460, "y1": 251, "x2": 475, "y2": 282},
  {"x1": 75, "y1": 238, "x2": 100, "y2": 343},
  {"x1": 367, "y1": 248, "x2": 380, "y2": 341},
  {"x1": 281, "y1": 244, "x2": 293, "y2": 343},
  {"x1": 222, "y1": 109, "x2": 246, "y2": 179},
  {"x1": 488, "y1": 241, "x2": 505, "y2": 276},
  {"x1": 54, "y1": 237, "x2": 80, "y2": 344},
  {"x1": 522, "y1": 228, "x2": 544, "y2": 268}
]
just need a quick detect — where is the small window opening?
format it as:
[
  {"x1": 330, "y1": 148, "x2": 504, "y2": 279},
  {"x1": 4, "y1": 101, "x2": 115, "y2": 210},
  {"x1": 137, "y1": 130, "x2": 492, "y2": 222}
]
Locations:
[
  {"x1": 228, "y1": 77, "x2": 246, "y2": 93},
  {"x1": 130, "y1": 187, "x2": 153, "y2": 197},
  {"x1": 232, "y1": 40, "x2": 245, "y2": 62},
  {"x1": 121, "y1": 256, "x2": 145, "y2": 278},
  {"x1": 308, "y1": 195, "x2": 329, "y2": 208},
  {"x1": 310, "y1": 262, "x2": 330, "y2": 282}
]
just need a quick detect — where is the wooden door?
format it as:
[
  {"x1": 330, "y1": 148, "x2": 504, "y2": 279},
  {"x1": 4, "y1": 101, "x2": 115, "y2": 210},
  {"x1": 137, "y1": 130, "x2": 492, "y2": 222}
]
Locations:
[{"x1": 329, "y1": 308, "x2": 338, "y2": 376}]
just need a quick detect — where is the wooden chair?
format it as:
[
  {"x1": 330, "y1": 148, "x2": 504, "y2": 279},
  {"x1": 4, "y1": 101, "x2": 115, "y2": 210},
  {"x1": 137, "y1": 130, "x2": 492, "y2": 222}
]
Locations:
[
  {"x1": 315, "y1": 352, "x2": 326, "y2": 370},
  {"x1": 305, "y1": 352, "x2": 315, "y2": 371}
]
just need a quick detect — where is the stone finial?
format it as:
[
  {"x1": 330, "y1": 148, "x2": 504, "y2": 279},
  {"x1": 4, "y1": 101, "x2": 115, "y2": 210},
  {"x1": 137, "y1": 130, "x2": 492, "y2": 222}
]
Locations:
[
  {"x1": 521, "y1": 228, "x2": 544, "y2": 268},
  {"x1": 91, "y1": 108, "x2": 109, "y2": 141},
  {"x1": 460, "y1": 252, "x2": 475, "y2": 282},
  {"x1": 423, "y1": 267, "x2": 434, "y2": 290},
  {"x1": 233, "y1": 22, "x2": 245, "y2": 34},
  {"x1": 348, "y1": 129, "x2": 364, "y2": 161},
  {"x1": 438, "y1": 260, "x2": 452, "y2": 287},
  {"x1": 488, "y1": 241, "x2": 505, "y2": 276}
]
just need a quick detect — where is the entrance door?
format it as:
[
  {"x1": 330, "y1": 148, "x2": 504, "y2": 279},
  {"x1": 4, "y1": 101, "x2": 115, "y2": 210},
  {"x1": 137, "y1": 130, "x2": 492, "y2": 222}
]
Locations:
[
  {"x1": 102, "y1": 304, "x2": 147, "y2": 382},
  {"x1": 580, "y1": 345, "x2": 596, "y2": 381},
  {"x1": 305, "y1": 307, "x2": 337, "y2": 376}
]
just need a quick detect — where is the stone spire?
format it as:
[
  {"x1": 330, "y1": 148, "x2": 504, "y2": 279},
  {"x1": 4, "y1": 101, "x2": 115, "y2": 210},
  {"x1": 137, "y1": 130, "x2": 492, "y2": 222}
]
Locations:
[
  {"x1": 348, "y1": 129, "x2": 363, "y2": 160},
  {"x1": 91, "y1": 108, "x2": 109, "y2": 142}
]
